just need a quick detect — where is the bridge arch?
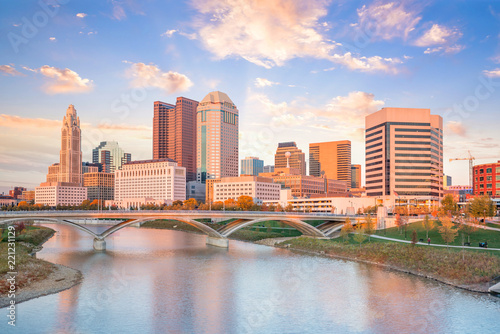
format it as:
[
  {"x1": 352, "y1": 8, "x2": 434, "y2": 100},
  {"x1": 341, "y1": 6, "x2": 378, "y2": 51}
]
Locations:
[
  {"x1": 0, "y1": 217, "x2": 100, "y2": 239},
  {"x1": 100, "y1": 216, "x2": 224, "y2": 239},
  {"x1": 218, "y1": 217, "x2": 326, "y2": 238}
]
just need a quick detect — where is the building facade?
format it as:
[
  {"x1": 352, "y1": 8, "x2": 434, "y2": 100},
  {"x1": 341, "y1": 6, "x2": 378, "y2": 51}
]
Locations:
[
  {"x1": 365, "y1": 107, "x2": 443, "y2": 204},
  {"x1": 60, "y1": 105, "x2": 82, "y2": 185},
  {"x1": 153, "y1": 97, "x2": 199, "y2": 181},
  {"x1": 309, "y1": 141, "x2": 351, "y2": 187},
  {"x1": 351, "y1": 164, "x2": 362, "y2": 189},
  {"x1": 274, "y1": 142, "x2": 306, "y2": 175},
  {"x1": 241, "y1": 157, "x2": 264, "y2": 176},
  {"x1": 93, "y1": 141, "x2": 131, "y2": 173},
  {"x1": 196, "y1": 91, "x2": 239, "y2": 182},
  {"x1": 83, "y1": 172, "x2": 115, "y2": 202},
  {"x1": 186, "y1": 181, "x2": 206, "y2": 203},
  {"x1": 35, "y1": 185, "x2": 87, "y2": 206},
  {"x1": 9, "y1": 187, "x2": 26, "y2": 199},
  {"x1": 112, "y1": 159, "x2": 186, "y2": 208},
  {"x1": 473, "y1": 161, "x2": 500, "y2": 198},
  {"x1": 212, "y1": 175, "x2": 281, "y2": 204},
  {"x1": 263, "y1": 165, "x2": 275, "y2": 173}
]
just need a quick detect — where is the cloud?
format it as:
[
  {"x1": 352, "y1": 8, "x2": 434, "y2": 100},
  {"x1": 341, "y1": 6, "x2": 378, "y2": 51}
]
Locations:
[
  {"x1": 97, "y1": 123, "x2": 152, "y2": 131},
  {"x1": 111, "y1": 1, "x2": 127, "y2": 20},
  {"x1": 415, "y1": 24, "x2": 462, "y2": 47},
  {"x1": 0, "y1": 65, "x2": 23, "y2": 76},
  {"x1": 255, "y1": 78, "x2": 279, "y2": 88},
  {"x1": 126, "y1": 62, "x2": 193, "y2": 93},
  {"x1": 179, "y1": 32, "x2": 197, "y2": 40},
  {"x1": 483, "y1": 68, "x2": 500, "y2": 78},
  {"x1": 191, "y1": 0, "x2": 401, "y2": 73},
  {"x1": 49, "y1": 37, "x2": 56, "y2": 42},
  {"x1": 357, "y1": 1, "x2": 422, "y2": 41},
  {"x1": 161, "y1": 29, "x2": 177, "y2": 37},
  {"x1": 0, "y1": 114, "x2": 60, "y2": 128},
  {"x1": 76, "y1": 13, "x2": 87, "y2": 18},
  {"x1": 322, "y1": 91, "x2": 385, "y2": 126},
  {"x1": 423, "y1": 44, "x2": 464, "y2": 55},
  {"x1": 445, "y1": 121, "x2": 467, "y2": 137},
  {"x1": 38, "y1": 65, "x2": 94, "y2": 94}
]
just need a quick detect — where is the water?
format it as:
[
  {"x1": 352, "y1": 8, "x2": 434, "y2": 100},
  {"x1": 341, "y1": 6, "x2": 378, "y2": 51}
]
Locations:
[{"x1": 2, "y1": 224, "x2": 500, "y2": 333}]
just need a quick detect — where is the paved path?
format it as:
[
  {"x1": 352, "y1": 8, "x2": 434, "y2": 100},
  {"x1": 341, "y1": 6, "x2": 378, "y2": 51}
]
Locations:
[{"x1": 371, "y1": 234, "x2": 500, "y2": 251}]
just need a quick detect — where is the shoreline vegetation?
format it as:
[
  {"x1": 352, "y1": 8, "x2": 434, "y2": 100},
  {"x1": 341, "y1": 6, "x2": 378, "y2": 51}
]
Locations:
[
  {"x1": 142, "y1": 219, "x2": 500, "y2": 293},
  {"x1": 0, "y1": 226, "x2": 82, "y2": 308}
]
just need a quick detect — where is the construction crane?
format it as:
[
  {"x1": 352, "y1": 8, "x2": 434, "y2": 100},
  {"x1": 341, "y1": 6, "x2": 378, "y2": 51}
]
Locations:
[{"x1": 449, "y1": 150, "x2": 475, "y2": 187}]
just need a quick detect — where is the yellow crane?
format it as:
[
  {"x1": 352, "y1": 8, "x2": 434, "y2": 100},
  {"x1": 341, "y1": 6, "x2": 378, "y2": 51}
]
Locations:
[{"x1": 449, "y1": 150, "x2": 475, "y2": 187}]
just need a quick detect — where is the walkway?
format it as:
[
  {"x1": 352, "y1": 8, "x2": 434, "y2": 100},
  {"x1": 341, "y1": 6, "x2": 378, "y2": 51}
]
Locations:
[{"x1": 370, "y1": 234, "x2": 500, "y2": 251}]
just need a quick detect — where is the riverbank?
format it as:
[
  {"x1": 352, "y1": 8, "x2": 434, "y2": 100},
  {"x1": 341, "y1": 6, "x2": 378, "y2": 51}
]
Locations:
[
  {"x1": 274, "y1": 237, "x2": 500, "y2": 293},
  {"x1": 0, "y1": 226, "x2": 82, "y2": 308}
]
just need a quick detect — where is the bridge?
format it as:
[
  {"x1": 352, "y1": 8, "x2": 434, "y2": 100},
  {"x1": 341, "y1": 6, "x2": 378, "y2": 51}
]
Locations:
[{"x1": 0, "y1": 211, "x2": 360, "y2": 250}]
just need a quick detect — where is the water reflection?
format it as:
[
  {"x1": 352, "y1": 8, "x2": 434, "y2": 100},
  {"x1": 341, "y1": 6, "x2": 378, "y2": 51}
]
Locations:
[{"x1": 2, "y1": 224, "x2": 500, "y2": 334}]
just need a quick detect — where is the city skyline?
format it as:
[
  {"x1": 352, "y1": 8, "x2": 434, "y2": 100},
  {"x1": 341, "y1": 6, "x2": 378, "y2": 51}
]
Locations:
[{"x1": 2, "y1": 1, "x2": 500, "y2": 193}]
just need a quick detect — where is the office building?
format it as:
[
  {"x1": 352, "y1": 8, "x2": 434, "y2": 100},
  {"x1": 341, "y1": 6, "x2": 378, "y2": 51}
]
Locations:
[
  {"x1": 186, "y1": 181, "x2": 206, "y2": 203},
  {"x1": 365, "y1": 107, "x2": 443, "y2": 204},
  {"x1": 351, "y1": 164, "x2": 362, "y2": 189},
  {"x1": 241, "y1": 157, "x2": 264, "y2": 176},
  {"x1": 443, "y1": 175, "x2": 452, "y2": 189},
  {"x1": 263, "y1": 165, "x2": 274, "y2": 173},
  {"x1": 274, "y1": 142, "x2": 306, "y2": 175},
  {"x1": 20, "y1": 190, "x2": 35, "y2": 202},
  {"x1": 196, "y1": 91, "x2": 239, "y2": 182},
  {"x1": 35, "y1": 185, "x2": 87, "y2": 207},
  {"x1": 9, "y1": 187, "x2": 26, "y2": 199},
  {"x1": 309, "y1": 141, "x2": 351, "y2": 187},
  {"x1": 93, "y1": 141, "x2": 131, "y2": 173},
  {"x1": 82, "y1": 162, "x2": 101, "y2": 174},
  {"x1": 83, "y1": 172, "x2": 115, "y2": 202},
  {"x1": 153, "y1": 97, "x2": 199, "y2": 181},
  {"x1": 212, "y1": 175, "x2": 281, "y2": 204},
  {"x1": 111, "y1": 159, "x2": 186, "y2": 208},
  {"x1": 473, "y1": 161, "x2": 500, "y2": 198}
]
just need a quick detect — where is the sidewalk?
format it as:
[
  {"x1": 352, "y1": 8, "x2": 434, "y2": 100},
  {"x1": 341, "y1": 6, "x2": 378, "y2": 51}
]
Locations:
[{"x1": 371, "y1": 234, "x2": 500, "y2": 251}]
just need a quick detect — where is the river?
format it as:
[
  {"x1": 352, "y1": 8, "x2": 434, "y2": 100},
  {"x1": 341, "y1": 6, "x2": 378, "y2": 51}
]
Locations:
[{"x1": 2, "y1": 224, "x2": 500, "y2": 333}]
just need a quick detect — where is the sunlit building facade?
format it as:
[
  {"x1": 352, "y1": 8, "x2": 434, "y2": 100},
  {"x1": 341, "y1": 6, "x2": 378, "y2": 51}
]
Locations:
[{"x1": 309, "y1": 140, "x2": 351, "y2": 187}]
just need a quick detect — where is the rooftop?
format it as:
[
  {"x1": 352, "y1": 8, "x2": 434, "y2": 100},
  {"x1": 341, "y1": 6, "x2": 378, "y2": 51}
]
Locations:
[{"x1": 200, "y1": 91, "x2": 234, "y2": 105}]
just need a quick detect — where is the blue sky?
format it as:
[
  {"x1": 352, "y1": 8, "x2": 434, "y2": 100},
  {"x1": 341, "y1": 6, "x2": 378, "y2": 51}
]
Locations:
[{"x1": 1, "y1": 0, "x2": 500, "y2": 193}]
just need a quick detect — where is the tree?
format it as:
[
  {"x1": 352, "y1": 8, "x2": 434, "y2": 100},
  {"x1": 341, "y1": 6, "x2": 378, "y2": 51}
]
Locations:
[
  {"x1": 458, "y1": 215, "x2": 479, "y2": 244},
  {"x1": 469, "y1": 195, "x2": 495, "y2": 221},
  {"x1": 353, "y1": 224, "x2": 367, "y2": 247},
  {"x1": 18, "y1": 201, "x2": 28, "y2": 208},
  {"x1": 224, "y1": 198, "x2": 237, "y2": 210},
  {"x1": 422, "y1": 214, "x2": 435, "y2": 239},
  {"x1": 395, "y1": 213, "x2": 405, "y2": 234},
  {"x1": 441, "y1": 194, "x2": 458, "y2": 216},
  {"x1": 364, "y1": 214, "x2": 375, "y2": 241},
  {"x1": 284, "y1": 204, "x2": 294, "y2": 212},
  {"x1": 261, "y1": 203, "x2": 269, "y2": 211},
  {"x1": 438, "y1": 216, "x2": 458, "y2": 248},
  {"x1": 411, "y1": 229, "x2": 418, "y2": 246},
  {"x1": 183, "y1": 198, "x2": 198, "y2": 210},
  {"x1": 237, "y1": 196, "x2": 254, "y2": 211},
  {"x1": 212, "y1": 201, "x2": 224, "y2": 211},
  {"x1": 340, "y1": 217, "x2": 354, "y2": 242}
]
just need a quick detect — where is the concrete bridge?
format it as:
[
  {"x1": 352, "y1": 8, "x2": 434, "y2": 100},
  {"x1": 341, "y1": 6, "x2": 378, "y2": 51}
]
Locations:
[{"x1": 0, "y1": 210, "x2": 359, "y2": 250}]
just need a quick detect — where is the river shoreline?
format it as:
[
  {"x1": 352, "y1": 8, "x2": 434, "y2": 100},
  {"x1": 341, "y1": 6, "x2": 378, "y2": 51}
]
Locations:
[{"x1": 0, "y1": 228, "x2": 83, "y2": 309}]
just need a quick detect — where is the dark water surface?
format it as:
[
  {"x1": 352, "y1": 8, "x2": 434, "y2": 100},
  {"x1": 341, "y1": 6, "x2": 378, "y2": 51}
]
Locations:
[{"x1": 2, "y1": 224, "x2": 500, "y2": 333}]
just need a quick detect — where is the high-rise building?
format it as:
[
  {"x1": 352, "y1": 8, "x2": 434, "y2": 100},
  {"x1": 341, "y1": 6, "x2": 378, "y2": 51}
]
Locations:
[
  {"x1": 153, "y1": 97, "x2": 199, "y2": 181},
  {"x1": 83, "y1": 172, "x2": 115, "y2": 202},
  {"x1": 196, "y1": 91, "x2": 239, "y2": 182},
  {"x1": 111, "y1": 159, "x2": 186, "y2": 208},
  {"x1": 241, "y1": 157, "x2": 264, "y2": 176},
  {"x1": 351, "y1": 164, "x2": 362, "y2": 189},
  {"x1": 263, "y1": 165, "x2": 275, "y2": 173},
  {"x1": 309, "y1": 141, "x2": 351, "y2": 187},
  {"x1": 473, "y1": 161, "x2": 500, "y2": 198},
  {"x1": 82, "y1": 162, "x2": 101, "y2": 174},
  {"x1": 274, "y1": 142, "x2": 306, "y2": 175},
  {"x1": 60, "y1": 104, "x2": 82, "y2": 185},
  {"x1": 365, "y1": 107, "x2": 443, "y2": 203},
  {"x1": 92, "y1": 141, "x2": 131, "y2": 173},
  {"x1": 36, "y1": 105, "x2": 87, "y2": 206}
]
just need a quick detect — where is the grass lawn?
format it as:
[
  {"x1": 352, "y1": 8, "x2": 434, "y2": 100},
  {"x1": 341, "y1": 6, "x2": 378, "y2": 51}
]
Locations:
[{"x1": 375, "y1": 220, "x2": 500, "y2": 248}]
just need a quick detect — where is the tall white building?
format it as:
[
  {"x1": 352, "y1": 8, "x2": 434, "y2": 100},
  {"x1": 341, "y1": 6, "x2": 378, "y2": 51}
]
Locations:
[
  {"x1": 196, "y1": 91, "x2": 239, "y2": 182},
  {"x1": 111, "y1": 159, "x2": 186, "y2": 208}
]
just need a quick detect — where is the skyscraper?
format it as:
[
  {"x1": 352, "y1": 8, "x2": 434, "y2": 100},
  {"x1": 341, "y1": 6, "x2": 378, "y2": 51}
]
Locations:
[
  {"x1": 59, "y1": 104, "x2": 82, "y2": 185},
  {"x1": 153, "y1": 97, "x2": 199, "y2": 181},
  {"x1": 365, "y1": 107, "x2": 443, "y2": 203},
  {"x1": 274, "y1": 142, "x2": 306, "y2": 175},
  {"x1": 196, "y1": 91, "x2": 238, "y2": 182},
  {"x1": 241, "y1": 157, "x2": 264, "y2": 176},
  {"x1": 309, "y1": 140, "x2": 351, "y2": 187},
  {"x1": 351, "y1": 164, "x2": 362, "y2": 189},
  {"x1": 92, "y1": 141, "x2": 132, "y2": 173}
]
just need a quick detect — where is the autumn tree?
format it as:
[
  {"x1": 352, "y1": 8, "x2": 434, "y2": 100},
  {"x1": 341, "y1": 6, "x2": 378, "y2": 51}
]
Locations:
[
  {"x1": 395, "y1": 213, "x2": 406, "y2": 234},
  {"x1": 422, "y1": 214, "x2": 435, "y2": 239},
  {"x1": 340, "y1": 217, "x2": 354, "y2": 242},
  {"x1": 458, "y1": 215, "x2": 479, "y2": 244},
  {"x1": 411, "y1": 230, "x2": 418, "y2": 246},
  {"x1": 284, "y1": 204, "x2": 294, "y2": 212},
  {"x1": 353, "y1": 224, "x2": 367, "y2": 247},
  {"x1": 183, "y1": 198, "x2": 198, "y2": 210},
  {"x1": 237, "y1": 196, "x2": 254, "y2": 211},
  {"x1": 441, "y1": 194, "x2": 458, "y2": 216},
  {"x1": 364, "y1": 214, "x2": 375, "y2": 241},
  {"x1": 224, "y1": 198, "x2": 237, "y2": 211},
  {"x1": 469, "y1": 195, "x2": 495, "y2": 221},
  {"x1": 438, "y1": 216, "x2": 458, "y2": 248},
  {"x1": 212, "y1": 201, "x2": 224, "y2": 211}
]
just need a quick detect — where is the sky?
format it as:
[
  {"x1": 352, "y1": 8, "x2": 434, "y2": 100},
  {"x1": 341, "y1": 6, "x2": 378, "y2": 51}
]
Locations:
[{"x1": 1, "y1": 0, "x2": 500, "y2": 194}]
